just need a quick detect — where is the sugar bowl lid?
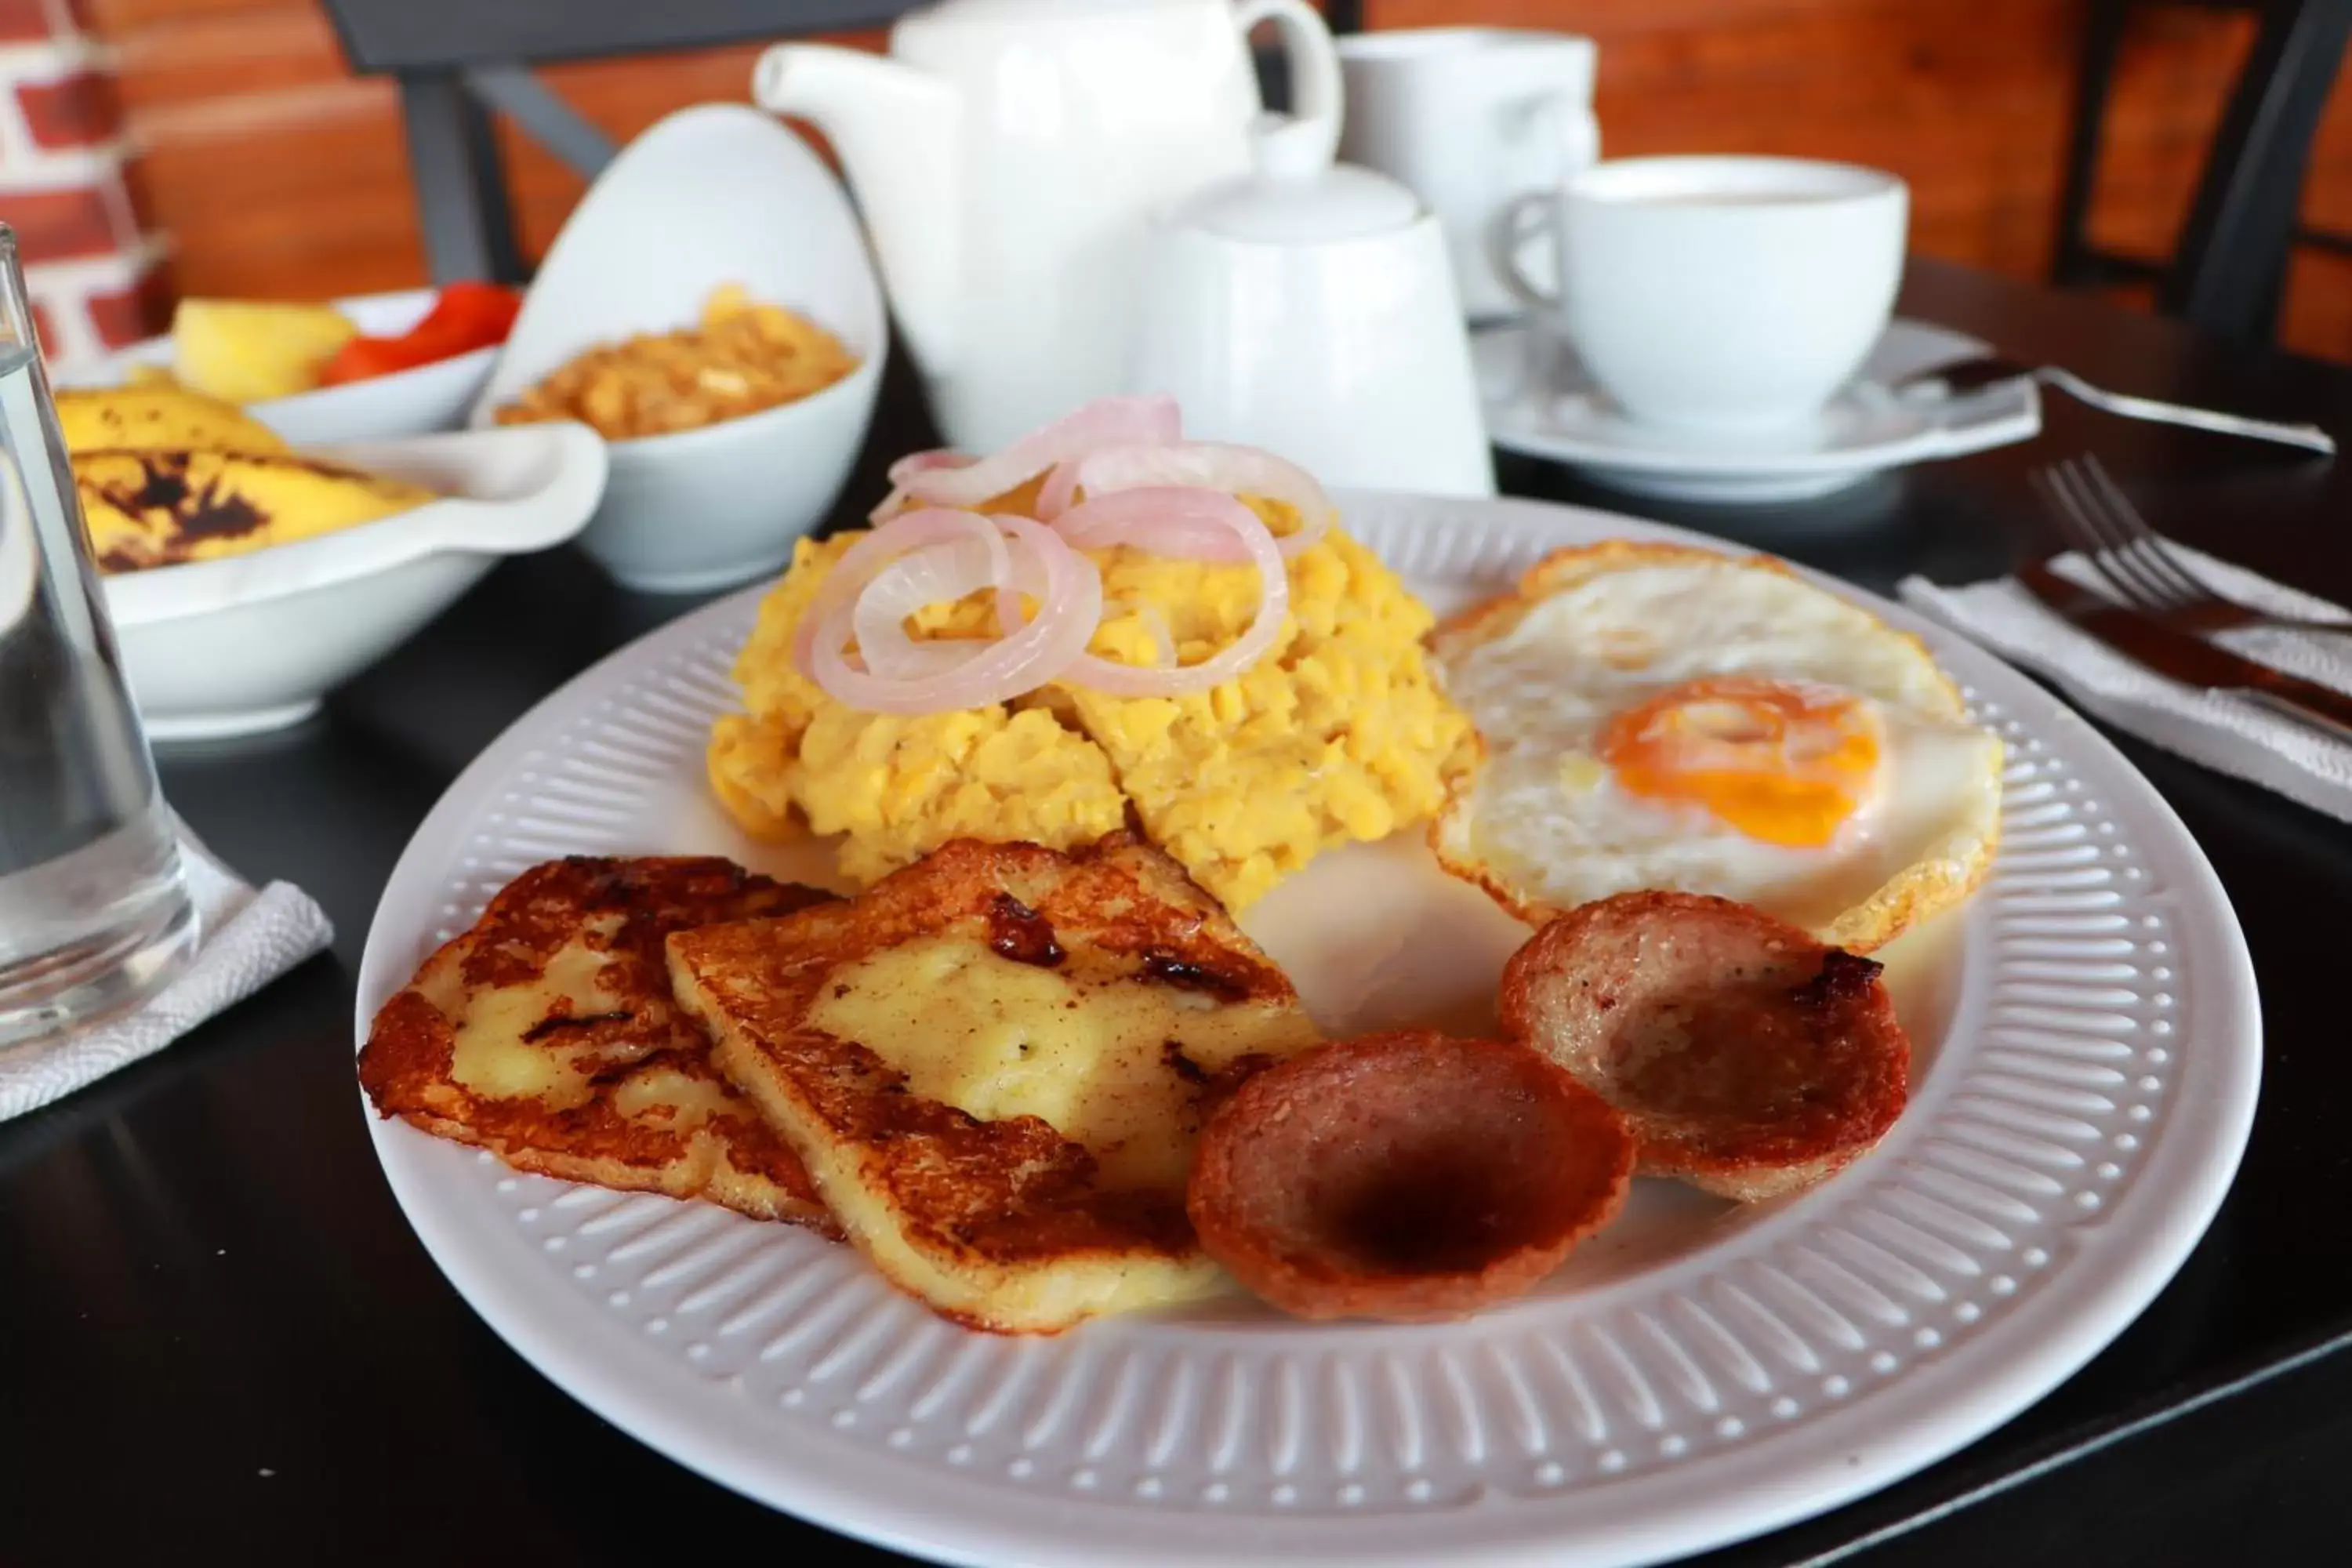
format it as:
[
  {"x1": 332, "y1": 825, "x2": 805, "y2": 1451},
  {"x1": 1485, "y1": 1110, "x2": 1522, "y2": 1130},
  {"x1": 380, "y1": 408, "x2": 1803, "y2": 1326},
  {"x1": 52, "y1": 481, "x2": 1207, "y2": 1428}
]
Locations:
[{"x1": 1163, "y1": 114, "x2": 1421, "y2": 245}]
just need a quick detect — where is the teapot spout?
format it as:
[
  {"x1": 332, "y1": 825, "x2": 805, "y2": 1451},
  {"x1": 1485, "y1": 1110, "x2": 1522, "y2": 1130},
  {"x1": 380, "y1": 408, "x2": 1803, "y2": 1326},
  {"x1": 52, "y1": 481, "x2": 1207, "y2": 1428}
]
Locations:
[{"x1": 753, "y1": 44, "x2": 962, "y2": 381}]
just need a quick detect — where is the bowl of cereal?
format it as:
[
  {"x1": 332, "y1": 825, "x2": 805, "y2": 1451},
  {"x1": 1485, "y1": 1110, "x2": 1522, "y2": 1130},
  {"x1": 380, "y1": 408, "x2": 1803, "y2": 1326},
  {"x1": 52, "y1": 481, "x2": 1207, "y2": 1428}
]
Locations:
[{"x1": 474, "y1": 102, "x2": 884, "y2": 592}]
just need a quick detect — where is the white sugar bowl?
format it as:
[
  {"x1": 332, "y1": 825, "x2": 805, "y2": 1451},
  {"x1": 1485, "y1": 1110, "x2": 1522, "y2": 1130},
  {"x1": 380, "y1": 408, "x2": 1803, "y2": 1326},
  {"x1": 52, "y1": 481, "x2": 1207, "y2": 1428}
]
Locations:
[{"x1": 1127, "y1": 109, "x2": 1493, "y2": 497}]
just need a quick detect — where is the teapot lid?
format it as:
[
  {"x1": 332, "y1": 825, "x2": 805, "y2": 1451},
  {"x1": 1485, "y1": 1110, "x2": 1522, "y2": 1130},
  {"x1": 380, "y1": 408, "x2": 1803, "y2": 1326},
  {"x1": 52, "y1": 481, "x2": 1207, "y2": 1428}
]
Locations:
[{"x1": 1165, "y1": 113, "x2": 1420, "y2": 245}]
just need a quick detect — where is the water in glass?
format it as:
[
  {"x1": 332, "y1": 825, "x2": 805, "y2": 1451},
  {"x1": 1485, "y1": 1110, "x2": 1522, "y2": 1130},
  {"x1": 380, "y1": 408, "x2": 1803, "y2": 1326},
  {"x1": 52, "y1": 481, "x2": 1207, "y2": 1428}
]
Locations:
[{"x1": 0, "y1": 238, "x2": 195, "y2": 1046}]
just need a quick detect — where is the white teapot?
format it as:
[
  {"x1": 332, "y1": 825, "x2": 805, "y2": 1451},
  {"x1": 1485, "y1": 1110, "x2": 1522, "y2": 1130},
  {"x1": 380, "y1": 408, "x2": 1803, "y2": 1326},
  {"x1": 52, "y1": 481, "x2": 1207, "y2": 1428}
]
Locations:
[{"x1": 754, "y1": 0, "x2": 1343, "y2": 452}]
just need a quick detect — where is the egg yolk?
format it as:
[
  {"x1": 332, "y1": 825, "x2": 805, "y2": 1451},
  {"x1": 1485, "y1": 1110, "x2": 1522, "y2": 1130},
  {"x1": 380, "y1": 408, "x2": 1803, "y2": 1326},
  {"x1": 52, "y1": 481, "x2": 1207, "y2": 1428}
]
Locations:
[{"x1": 1596, "y1": 678, "x2": 1881, "y2": 847}]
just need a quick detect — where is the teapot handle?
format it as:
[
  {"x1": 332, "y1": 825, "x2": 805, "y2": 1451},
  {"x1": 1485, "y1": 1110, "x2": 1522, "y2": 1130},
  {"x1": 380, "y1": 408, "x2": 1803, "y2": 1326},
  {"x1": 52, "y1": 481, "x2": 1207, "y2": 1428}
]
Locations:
[{"x1": 1234, "y1": 0, "x2": 1344, "y2": 173}]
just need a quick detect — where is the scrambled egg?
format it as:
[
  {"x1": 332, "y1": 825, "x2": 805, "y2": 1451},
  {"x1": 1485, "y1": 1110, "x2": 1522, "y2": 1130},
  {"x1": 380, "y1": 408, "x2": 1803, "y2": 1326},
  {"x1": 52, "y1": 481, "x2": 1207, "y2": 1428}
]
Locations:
[{"x1": 710, "y1": 511, "x2": 1475, "y2": 909}]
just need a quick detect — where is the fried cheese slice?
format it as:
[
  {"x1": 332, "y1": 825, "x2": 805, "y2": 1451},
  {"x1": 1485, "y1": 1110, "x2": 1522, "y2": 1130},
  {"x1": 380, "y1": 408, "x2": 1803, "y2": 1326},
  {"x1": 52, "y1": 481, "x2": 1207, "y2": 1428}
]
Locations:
[
  {"x1": 360, "y1": 856, "x2": 836, "y2": 1229},
  {"x1": 668, "y1": 835, "x2": 1321, "y2": 1334}
]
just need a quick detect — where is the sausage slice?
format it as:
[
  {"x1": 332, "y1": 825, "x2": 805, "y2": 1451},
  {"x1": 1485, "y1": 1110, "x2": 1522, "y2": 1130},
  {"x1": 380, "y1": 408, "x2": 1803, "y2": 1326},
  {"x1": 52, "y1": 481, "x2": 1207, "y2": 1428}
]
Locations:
[
  {"x1": 1187, "y1": 1031, "x2": 1635, "y2": 1322},
  {"x1": 1501, "y1": 891, "x2": 1910, "y2": 1202}
]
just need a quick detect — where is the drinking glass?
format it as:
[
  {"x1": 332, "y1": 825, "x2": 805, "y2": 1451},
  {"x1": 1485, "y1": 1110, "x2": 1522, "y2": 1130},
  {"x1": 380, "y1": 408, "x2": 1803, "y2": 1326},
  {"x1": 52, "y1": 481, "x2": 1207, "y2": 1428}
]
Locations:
[{"x1": 0, "y1": 224, "x2": 195, "y2": 1045}]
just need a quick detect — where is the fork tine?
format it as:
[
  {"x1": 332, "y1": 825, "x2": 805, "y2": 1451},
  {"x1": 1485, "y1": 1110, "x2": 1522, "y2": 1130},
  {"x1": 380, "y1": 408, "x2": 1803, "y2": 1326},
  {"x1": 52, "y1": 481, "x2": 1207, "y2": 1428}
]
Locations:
[
  {"x1": 2030, "y1": 463, "x2": 2099, "y2": 558},
  {"x1": 2047, "y1": 461, "x2": 2171, "y2": 613},
  {"x1": 2060, "y1": 459, "x2": 2182, "y2": 612},
  {"x1": 2027, "y1": 464, "x2": 2083, "y2": 550},
  {"x1": 2037, "y1": 456, "x2": 2350, "y2": 637},
  {"x1": 2080, "y1": 454, "x2": 2213, "y2": 610},
  {"x1": 2033, "y1": 463, "x2": 2121, "y2": 587},
  {"x1": 2034, "y1": 462, "x2": 2159, "y2": 612}
]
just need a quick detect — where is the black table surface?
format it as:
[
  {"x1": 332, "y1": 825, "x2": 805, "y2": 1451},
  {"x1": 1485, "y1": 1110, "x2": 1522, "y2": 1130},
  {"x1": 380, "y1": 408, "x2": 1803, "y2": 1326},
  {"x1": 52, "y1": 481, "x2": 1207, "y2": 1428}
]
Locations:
[{"x1": 8, "y1": 257, "x2": 2351, "y2": 1565}]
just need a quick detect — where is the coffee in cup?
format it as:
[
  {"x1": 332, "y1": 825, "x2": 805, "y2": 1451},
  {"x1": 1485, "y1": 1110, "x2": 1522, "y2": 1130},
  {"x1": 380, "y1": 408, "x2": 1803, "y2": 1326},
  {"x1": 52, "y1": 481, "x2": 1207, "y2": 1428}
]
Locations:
[{"x1": 1491, "y1": 156, "x2": 1908, "y2": 430}]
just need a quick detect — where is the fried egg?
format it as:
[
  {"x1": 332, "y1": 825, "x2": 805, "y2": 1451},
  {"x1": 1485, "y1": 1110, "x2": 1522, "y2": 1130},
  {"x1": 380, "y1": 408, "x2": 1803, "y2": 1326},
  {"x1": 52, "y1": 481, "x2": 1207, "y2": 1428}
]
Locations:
[{"x1": 1431, "y1": 542, "x2": 2003, "y2": 951}]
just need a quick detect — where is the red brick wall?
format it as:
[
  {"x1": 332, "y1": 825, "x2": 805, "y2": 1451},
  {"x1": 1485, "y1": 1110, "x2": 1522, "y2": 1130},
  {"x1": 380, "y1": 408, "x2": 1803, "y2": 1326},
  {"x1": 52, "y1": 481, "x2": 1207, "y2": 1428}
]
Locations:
[{"x1": 0, "y1": 0, "x2": 165, "y2": 374}]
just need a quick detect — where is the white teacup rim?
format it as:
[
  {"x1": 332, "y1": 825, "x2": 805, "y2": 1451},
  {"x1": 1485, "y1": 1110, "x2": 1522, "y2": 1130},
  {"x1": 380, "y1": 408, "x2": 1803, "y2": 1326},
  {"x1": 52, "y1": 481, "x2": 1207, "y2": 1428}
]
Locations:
[
  {"x1": 1334, "y1": 26, "x2": 1595, "y2": 60},
  {"x1": 1564, "y1": 154, "x2": 1904, "y2": 209}
]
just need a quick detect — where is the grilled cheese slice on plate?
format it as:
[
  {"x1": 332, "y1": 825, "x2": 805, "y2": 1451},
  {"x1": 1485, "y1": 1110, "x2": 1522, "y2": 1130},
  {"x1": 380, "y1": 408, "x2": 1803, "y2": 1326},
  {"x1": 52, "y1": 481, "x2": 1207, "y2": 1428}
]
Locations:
[
  {"x1": 668, "y1": 834, "x2": 1320, "y2": 1334},
  {"x1": 360, "y1": 856, "x2": 836, "y2": 1230}
]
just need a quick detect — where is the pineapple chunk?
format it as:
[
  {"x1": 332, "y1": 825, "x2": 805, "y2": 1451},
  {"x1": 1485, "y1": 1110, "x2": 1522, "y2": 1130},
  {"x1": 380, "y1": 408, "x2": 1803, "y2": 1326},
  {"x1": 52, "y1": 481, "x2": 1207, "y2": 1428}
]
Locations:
[{"x1": 171, "y1": 299, "x2": 358, "y2": 403}]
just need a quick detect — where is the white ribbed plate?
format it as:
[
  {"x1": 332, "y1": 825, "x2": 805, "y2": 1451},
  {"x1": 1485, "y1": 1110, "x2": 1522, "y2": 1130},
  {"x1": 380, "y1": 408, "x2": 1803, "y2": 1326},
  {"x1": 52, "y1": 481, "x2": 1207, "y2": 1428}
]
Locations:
[{"x1": 355, "y1": 492, "x2": 2259, "y2": 1568}]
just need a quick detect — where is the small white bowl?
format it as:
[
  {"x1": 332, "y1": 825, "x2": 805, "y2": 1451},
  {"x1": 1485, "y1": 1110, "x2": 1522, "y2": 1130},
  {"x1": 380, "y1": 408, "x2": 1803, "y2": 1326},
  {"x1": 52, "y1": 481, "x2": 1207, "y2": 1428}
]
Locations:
[
  {"x1": 103, "y1": 421, "x2": 608, "y2": 741},
  {"x1": 76, "y1": 287, "x2": 499, "y2": 445},
  {"x1": 470, "y1": 102, "x2": 886, "y2": 593}
]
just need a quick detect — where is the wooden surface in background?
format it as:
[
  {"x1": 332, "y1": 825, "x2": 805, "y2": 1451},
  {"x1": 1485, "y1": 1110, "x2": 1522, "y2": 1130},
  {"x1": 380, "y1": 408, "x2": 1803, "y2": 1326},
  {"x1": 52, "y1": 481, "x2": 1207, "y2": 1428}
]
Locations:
[{"x1": 71, "y1": 0, "x2": 2352, "y2": 361}]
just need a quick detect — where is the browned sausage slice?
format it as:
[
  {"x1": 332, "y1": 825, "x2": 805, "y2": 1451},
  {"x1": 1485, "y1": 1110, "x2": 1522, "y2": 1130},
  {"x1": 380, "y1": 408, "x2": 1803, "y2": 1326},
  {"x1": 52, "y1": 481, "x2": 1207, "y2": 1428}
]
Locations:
[
  {"x1": 1501, "y1": 891, "x2": 1910, "y2": 1202},
  {"x1": 1187, "y1": 1031, "x2": 1635, "y2": 1323}
]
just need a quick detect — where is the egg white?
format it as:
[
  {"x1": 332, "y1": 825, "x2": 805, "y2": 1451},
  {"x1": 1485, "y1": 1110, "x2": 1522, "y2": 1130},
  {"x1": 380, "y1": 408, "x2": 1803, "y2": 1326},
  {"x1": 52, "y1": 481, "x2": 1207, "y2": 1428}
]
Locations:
[{"x1": 1436, "y1": 556, "x2": 2005, "y2": 942}]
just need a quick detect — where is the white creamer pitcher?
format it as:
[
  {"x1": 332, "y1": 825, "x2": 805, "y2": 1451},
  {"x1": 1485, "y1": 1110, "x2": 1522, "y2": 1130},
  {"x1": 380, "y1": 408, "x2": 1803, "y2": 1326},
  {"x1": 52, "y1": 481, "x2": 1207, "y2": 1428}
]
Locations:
[
  {"x1": 753, "y1": 0, "x2": 1342, "y2": 452},
  {"x1": 1129, "y1": 122, "x2": 1494, "y2": 497}
]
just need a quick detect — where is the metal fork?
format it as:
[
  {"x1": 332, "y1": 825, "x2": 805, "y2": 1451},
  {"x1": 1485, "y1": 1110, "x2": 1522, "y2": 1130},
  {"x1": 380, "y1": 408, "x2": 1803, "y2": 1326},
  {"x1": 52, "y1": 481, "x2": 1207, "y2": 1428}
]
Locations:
[
  {"x1": 2030, "y1": 455, "x2": 2352, "y2": 637},
  {"x1": 1900, "y1": 356, "x2": 2337, "y2": 455}
]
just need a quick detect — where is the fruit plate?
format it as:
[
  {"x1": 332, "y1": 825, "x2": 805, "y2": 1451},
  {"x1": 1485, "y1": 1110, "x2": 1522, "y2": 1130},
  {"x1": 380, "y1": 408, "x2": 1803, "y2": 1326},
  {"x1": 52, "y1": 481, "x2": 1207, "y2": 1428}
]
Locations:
[
  {"x1": 73, "y1": 287, "x2": 500, "y2": 445},
  {"x1": 354, "y1": 490, "x2": 2259, "y2": 1568},
  {"x1": 107, "y1": 421, "x2": 608, "y2": 742}
]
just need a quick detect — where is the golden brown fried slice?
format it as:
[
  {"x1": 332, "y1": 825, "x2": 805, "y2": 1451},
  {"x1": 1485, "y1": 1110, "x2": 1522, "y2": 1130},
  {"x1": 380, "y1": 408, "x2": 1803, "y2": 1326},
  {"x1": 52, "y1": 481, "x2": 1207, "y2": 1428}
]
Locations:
[
  {"x1": 359, "y1": 856, "x2": 836, "y2": 1230},
  {"x1": 666, "y1": 833, "x2": 1322, "y2": 1334}
]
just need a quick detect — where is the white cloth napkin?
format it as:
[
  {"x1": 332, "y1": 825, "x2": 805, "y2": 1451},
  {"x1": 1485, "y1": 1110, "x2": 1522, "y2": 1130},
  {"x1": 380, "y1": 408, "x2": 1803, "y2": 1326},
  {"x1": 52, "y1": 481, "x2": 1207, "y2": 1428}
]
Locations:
[
  {"x1": 1900, "y1": 545, "x2": 2352, "y2": 823},
  {"x1": 0, "y1": 826, "x2": 332, "y2": 1121}
]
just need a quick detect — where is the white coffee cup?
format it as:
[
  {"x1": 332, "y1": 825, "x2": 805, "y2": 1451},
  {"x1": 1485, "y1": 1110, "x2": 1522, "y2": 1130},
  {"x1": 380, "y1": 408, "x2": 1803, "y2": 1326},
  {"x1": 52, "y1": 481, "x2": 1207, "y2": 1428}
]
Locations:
[
  {"x1": 1493, "y1": 156, "x2": 1909, "y2": 431},
  {"x1": 1338, "y1": 28, "x2": 1599, "y2": 322}
]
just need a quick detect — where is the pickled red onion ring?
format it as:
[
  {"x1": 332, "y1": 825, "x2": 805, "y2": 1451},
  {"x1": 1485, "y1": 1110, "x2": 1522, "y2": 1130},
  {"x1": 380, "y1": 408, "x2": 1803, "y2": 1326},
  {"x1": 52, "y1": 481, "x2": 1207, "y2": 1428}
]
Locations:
[
  {"x1": 1060, "y1": 492, "x2": 1289, "y2": 699},
  {"x1": 1076, "y1": 441, "x2": 1334, "y2": 557},
  {"x1": 792, "y1": 508, "x2": 1004, "y2": 675},
  {"x1": 866, "y1": 451, "x2": 974, "y2": 524},
  {"x1": 850, "y1": 539, "x2": 1009, "y2": 680},
  {"x1": 808, "y1": 515, "x2": 1102, "y2": 713},
  {"x1": 888, "y1": 449, "x2": 971, "y2": 486},
  {"x1": 1052, "y1": 487, "x2": 1258, "y2": 561},
  {"x1": 1103, "y1": 599, "x2": 1177, "y2": 667},
  {"x1": 901, "y1": 395, "x2": 1181, "y2": 510},
  {"x1": 869, "y1": 449, "x2": 978, "y2": 522},
  {"x1": 848, "y1": 525, "x2": 1086, "y2": 690},
  {"x1": 1034, "y1": 459, "x2": 1082, "y2": 521},
  {"x1": 803, "y1": 403, "x2": 1337, "y2": 713}
]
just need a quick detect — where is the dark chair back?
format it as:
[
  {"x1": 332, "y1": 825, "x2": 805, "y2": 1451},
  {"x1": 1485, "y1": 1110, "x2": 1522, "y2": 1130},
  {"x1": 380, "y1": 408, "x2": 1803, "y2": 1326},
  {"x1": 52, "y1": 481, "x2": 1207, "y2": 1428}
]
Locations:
[
  {"x1": 321, "y1": 0, "x2": 1364, "y2": 284},
  {"x1": 2056, "y1": 0, "x2": 2352, "y2": 346},
  {"x1": 319, "y1": 0, "x2": 927, "y2": 282}
]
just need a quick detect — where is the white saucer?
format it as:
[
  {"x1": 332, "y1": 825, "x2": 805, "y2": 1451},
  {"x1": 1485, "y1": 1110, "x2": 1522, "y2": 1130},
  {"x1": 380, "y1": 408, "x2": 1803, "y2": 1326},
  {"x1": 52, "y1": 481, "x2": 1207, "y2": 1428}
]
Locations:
[{"x1": 1477, "y1": 318, "x2": 2042, "y2": 503}]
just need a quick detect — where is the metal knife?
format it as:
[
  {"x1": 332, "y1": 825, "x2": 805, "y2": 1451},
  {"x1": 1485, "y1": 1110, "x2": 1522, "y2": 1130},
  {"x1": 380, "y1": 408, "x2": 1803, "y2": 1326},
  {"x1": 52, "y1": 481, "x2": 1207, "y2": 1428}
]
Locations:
[{"x1": 2017, "y1": 558, "x2": 2352, "y2": 742}]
